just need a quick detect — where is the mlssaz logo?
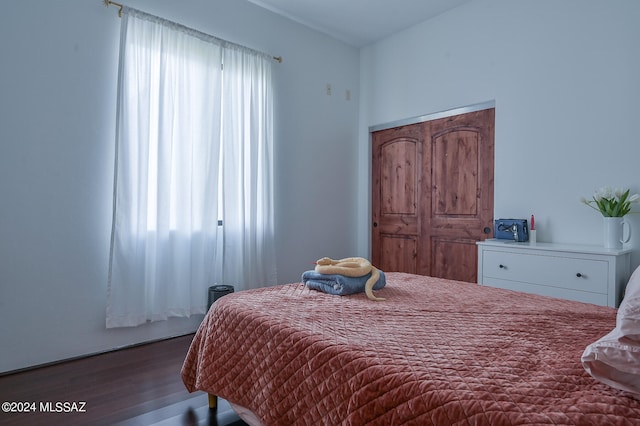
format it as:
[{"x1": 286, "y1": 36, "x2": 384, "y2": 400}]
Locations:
[{"x1": 39, "y1": 401, "x2": 87, "y2": 413}]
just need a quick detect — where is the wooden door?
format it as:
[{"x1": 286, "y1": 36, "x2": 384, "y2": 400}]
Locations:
[
  {"x1": 371, "y1": 124, "x2": 424, "y2": 274},
  {"x1": 372, "y1": 108, "x2": 494, "y2": 282}
]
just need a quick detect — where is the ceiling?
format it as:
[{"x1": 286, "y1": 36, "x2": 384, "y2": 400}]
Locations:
[{"x1": 246, "y1": 0, "x2": 471, "y2": 47}]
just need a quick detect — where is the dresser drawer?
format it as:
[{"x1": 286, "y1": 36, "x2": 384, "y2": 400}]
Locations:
[
  {"x1": 481, "y1": 277, "x2": 609, "y2": 305},
  {"x1": 482, "y1": 250, "x2": 608, "y2": 294}
]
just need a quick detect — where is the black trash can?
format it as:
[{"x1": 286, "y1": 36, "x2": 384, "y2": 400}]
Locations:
[{"x1": 207, "y1": 284, "x2": 234, "y2": 309}]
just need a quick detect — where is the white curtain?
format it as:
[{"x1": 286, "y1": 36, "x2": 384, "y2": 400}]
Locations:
[
  {"x1": 221, "y1": 47, "x2": 277, "y2": 290},
  {"x1": 107, "y1": 7, "x2": 276, "y2": 328}
]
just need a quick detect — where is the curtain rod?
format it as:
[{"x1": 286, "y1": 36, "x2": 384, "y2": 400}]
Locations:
[{"x1": 102, "y1": 0, "x2": 283, "y2": 63}]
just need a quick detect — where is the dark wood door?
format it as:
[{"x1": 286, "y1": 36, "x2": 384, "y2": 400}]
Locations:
[
  {"x1": 371, "y1": 124, "x2": 424, "y2": 275},
  {"x1": 372, "y1": 108, "x2": 494, "y2": 282}
]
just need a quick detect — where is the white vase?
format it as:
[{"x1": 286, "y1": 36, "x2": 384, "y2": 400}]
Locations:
[{"x1": 603, "y1": 217, "x2": 632, "y2": 249}]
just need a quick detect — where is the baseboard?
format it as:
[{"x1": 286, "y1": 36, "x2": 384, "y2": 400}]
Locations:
[{"x1": 0, "y1": 332, "x2": 195, "y2": 377}]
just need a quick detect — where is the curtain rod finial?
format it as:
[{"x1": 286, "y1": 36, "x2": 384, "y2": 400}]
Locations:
[{"x1": 104, "y1": 0, "x2": 124, "y2": 17}]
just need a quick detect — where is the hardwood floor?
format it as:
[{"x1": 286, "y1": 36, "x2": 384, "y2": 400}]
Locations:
[{"x1": 0, "y1": 334, "x2": 248, "y2": 426}]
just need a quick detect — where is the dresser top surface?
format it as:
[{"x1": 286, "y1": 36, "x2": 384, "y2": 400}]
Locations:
[{"x1": 477, "y1": 239, "x2": 633, "y2": 256}]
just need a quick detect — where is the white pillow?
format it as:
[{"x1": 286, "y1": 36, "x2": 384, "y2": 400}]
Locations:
[{"x1": 582, "y1": 265, "x2": 640, "y2": 396}]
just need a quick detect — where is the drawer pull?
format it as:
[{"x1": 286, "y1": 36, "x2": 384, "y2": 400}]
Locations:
[
  {"x1": 499, "y1": 264, "x2": 506, "y2": 269},
  {"x1": 576, "y1": 273, "x2": 584, "y2": 278}
]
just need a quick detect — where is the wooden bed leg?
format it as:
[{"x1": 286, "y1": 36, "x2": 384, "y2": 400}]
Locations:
[{"x1": 208, "y1": 393, "x2": 218, "y2": 410}]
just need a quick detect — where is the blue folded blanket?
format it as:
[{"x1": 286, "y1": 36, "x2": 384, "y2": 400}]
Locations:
[{"x1": 301, "y1": 270, "x2": 386, "y2": 296}]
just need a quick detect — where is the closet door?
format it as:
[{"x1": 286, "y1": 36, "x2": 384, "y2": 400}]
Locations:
[
  {"x1": 372, "y1": 108, "x2": 494, "y2": 282},
  {"x1": 372, "y1": 124, "x2": 425, "y2": 274}
]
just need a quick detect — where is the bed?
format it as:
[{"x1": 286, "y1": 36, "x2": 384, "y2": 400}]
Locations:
[{"x1": 181, "y1": 271, "x2": 640, "y2": 425}]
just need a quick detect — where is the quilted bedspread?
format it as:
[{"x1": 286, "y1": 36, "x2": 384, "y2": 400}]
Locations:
[{"x1": 181, "y1": 272, "x2": 640, "y2": 425}]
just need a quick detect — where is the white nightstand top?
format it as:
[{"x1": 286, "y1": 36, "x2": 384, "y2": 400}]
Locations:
[{"x1": 477, "y1": 238, "x2": 633, "y2": 256}]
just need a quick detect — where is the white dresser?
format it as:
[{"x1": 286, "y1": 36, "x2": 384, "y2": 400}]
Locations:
[{"x1": 477, "y1": 239, "x2": 632, "y2": 307}]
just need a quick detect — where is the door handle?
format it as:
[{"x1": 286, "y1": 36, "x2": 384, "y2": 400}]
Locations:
[
  {"x1": 483, "y1": 227, "x2": 491, "y2": 234},
  {"x1": 373, "y1": 222, "x2": 378, "y2": 228}
]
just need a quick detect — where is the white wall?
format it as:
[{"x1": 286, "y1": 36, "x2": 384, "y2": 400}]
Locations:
[
  {"x1": 358, "y1": 0, "x2": 640, "y2": 268},
  {"x1": 0, "y1": 0, "x2": 359, "y2": 373}
]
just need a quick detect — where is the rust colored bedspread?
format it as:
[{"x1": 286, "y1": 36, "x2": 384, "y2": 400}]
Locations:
[{"x1": 181, "y1": 272, "x2": 640, "y2": 425}]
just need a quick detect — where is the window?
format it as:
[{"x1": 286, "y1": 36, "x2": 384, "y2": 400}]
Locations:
[{"x1": 107, "y1": 7, "x2": 276, "y2": 328}]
